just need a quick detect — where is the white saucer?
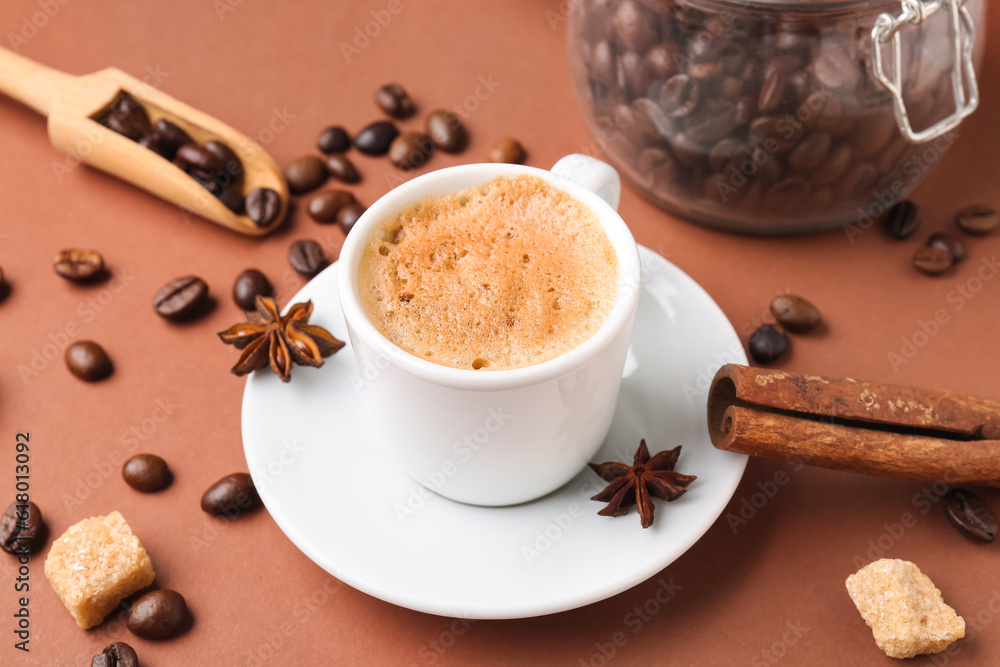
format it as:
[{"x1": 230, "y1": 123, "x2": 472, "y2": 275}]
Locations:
[{"x1": 241, "y1": 245, "x2": 748, "y2": 619}]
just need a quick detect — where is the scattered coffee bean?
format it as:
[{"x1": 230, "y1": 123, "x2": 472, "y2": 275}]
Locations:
[
  {"x1": 355, "y1": 121, "x2": 400, "y2": 155},
  {"x1": 337, "y1": 203, "x2": 366, "y2": 235},
  {"x1": 317, "y1": 125, "x2": 351, "y2": 154},
  {"x1": 152, "y1": 119, "x2": 193, "y2": 159},
  {"x1": 770, "y1": 294, "x2": 822, "y2": 333},
  {"x1": 127, "y1": 589, "x2": 192, "y2": 640},
  {"x1": 325, "y1": 154, "x2": 360, "y2": 183},
  {"x1": 389, "y1": 132, "x2": 435, "y2": 170},
  {"x1": 65, "y1": 341, "x2": 113, "y2": 381},
  {"x1": 92, "y1": 641, "x2": 139, "y2": 667},
  {"x1": 102, "y1": 93, "x2": 151, "y2": 141},
  {"x1": 122, "y1": 454, "x2": 172, "y2": 493},
  {"x1": 307, "y1": 189, "x2": 357, "y2": 223},
  {"x1": 749, "y1": 324, "x2": 789, "y2": 364},
  {"x1": 425, "y1": 110, "x2": 468, "y2": 153},
  {"x1": 881, "y1": 200, "x2": 922, "y2": 240},
  {"x1": 927, "y1": 232, "x2": 966, "y2": 264},
  {"x1": 488, "y1": 137, "x2": 526, "y2": 164},
  {"x1": 233, "y1": 269, "x2": 274, "y2": 311},
  {"x1": 201, "y1": 472, "x2": 261, "y2": 516},
  {"x1": 913, "y1": 245, "x2": 953, "y2": 275},
  {"x1": 288, "y1": 239, "x2": 328, "y2": 278},
  {"x1": 1, "y1": 501, "x2": 45, "y2": 555},
  {"x1": 54, "y1": 248, "x2": 105, "y2": 283},
  {"x1": 283, "y1": 155, "x2": 328, "y2": 195},
  {"x1": 245, "y1": 188, "x2": 283, "y2": 227},
  {"x1": 153, "y1": 276, "x2": 210, "y2": 321},
  {"x1": 375, "y1": 83, "x2": 416, "y2": 118},
  {"x1": 942, "y1": 488, "x2": 996, "y2": 542},
  {"x1": 955, "y1": 204, "x2": 999, "y2": 235}
]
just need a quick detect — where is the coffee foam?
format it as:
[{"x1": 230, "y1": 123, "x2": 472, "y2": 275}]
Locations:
[{"x1": 357, "y1": 175, "x2": 619, "y2": 370}]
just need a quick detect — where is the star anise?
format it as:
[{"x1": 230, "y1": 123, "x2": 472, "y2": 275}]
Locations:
[
  {"x1": 589, "y1": 439, "x2": 696, "y2": 529},
  {"x1": 218, "y1": 295, "x2": 345, "y2": 382}
]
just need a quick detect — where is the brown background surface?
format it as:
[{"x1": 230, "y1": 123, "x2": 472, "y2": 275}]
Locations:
[{"x1": 1, "y1": 0, "x2": 998, "y2": 664}]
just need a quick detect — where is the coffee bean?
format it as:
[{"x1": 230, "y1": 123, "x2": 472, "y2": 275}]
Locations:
[
  {"x1": 175, "y1": 143, "x2": 226, "y2": 175},
  {"x1": 153, "y1": 276, "x2": 210, "y2": 321},
  {"x1": 834, "y1": 162, "x2": 877, "y2": 199},
  {"x1": 659, "y1": 74, "x2": 699, "y2": 118},
  {"x1": 615, "y1": 0, "x2": 657, "y2": 53},
  {"x1": 233, "y1": 268, "x2": 273, "y2": 311},
  {"x1": 337, "y1": 203, "x2": 366, "y2": 235},
  {"x1": 955, "y1": 204, "x2": 999, "y2": 235},
  {"x1": 204, "y1": 140, "x2": 243, "y2": 185},
  {"x1": 65, "y1": 341, "x2": 113, "y2": 382},
  {"x1": 307, "y1": 189, "x2": 357, "y2": 223},
  {"x1": 942, "y1": 488, "x2": 997, "y2": 542},
  {"x1": 811, "y1": 144, "x2": 852, "y2": 185},
  {"x1": 913, "y1": 245, "x2": 953, "y2": 275},
  {"x1": 927, "y1": 232, "x2": 966, "y2": 263},
  {"x1": 217, "y1": 185, "x2": 245, "y2": 214},
  {"x1": 283, "y1": 155, "x2": 328, "y2": 195},
  {"x1": 389, "y1": 132, "x2": 435, "y2": 170},
  {"x1": 487, "y1": 138, "x2": 525, "y2": 164},
  {"x1": 122, "y1": 454, "x2": 172, "y2": 493},
  {"x1": 92, "y1": 641, "x2": 139, "y2": 667},
  {"x1": 54, "y1": 248, "x2": 105, "y2": 283},
  {"x1": 138, "y1": 134, "x2": 171, "y2": 159},
  {"x1": 708, "y1": 138, "x2": 744, "y2": 172},
  {"x1": 1, "y1": 501, "x2": 45, "y2": 555},
  {"x1": 375, "y1": 83, "x2": 416, "y2": 118},
  {"x1": 127, "y1": 590, "x2": 192, "y2": 640},
  {"x1": 245, "y1": 188, "x2": 282, "y2": 227},
  {"x1": 152, "y1": 119, "x2": 193, "y2": 159},
  {"x1": 355, "y1": 121, "x2": 400, "y2": 156},
  {"x1": 317, "y1": 126, "x2": 351, "y2": 154},
  {"x1": 813, "y1": 42, "x2": 860, "y2": 91},
  {"x1": 787, "y1": 132, "x2": 832, "y2": 173},
  {"x1": 201, "y1": 472, "x2": 261, "y2": 516},
  {"x1": 757, "y1": 67, "x2": 787, "y2": 113},
  {"x1": 591, "y1": 40, "x2": 616, "y2": 88},
  {"x1": 749, "y1": 324, "x2": 788, "y2": 364},
  {"x1": 881, "y1": 200, "x2": 922, "y2": 239},
  {"x1": 644, "y1": 43, "x2": 679, "y2": 79},
  {"x1": 288, "y1": 239, "x2": 328, "y2": 278},
  {"x1": 763, "y1": 178, "x2": 809, "y2": 213},
  {"x1": 683, "y1": 98, "x2": 736, "y2": 143},
  {"x1": 619, "y1": 51, "x2": 651, "y2": 97},
  {"x1": 103, "y1": 93, "x2": 151, "y2": 141},
  {"x1": 770, "y1": 294, "x2": 822, "y2": 333},
  {"x1": 425, "y1": 110, "x2": 468, "y2": 153},
  {"x1": 325, "y1": 154, "x2": 360, "y2": 183}
]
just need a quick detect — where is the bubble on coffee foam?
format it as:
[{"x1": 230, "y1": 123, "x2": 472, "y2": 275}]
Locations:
[{"x1": 357, "y1": 175, "x2": 617, "y2": 370}]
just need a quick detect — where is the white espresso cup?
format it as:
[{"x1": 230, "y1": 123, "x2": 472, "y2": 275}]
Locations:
[{"x1": 337, "y1": 154, "x2": 641, "y2": 506}]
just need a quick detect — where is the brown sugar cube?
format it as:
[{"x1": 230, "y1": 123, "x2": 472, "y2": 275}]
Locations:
[
  {"x1": 44, "y1": 511, "x2": 155, "y2": 629},
  {"x1": 846, "y1": 558, "x2": 965, "y2": 659}
]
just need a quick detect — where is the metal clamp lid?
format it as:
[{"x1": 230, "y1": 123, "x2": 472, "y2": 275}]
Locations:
[{"x1": 871, "y1": 0, "x2": 979, "y2": 143}]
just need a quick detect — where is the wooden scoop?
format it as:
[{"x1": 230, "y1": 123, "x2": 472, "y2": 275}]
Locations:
[{"x1": 0, "y1": 47, "x2": 288, "y2": 236}]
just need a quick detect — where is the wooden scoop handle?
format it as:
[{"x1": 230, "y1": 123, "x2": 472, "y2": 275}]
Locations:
[{"x1": 0, "y1": 46, "x2": 75, "y2": 116}]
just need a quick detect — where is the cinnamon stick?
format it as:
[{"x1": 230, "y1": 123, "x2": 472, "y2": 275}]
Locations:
[{"x1": 707, "y1": 364, "x2": 1000, "y2": 487}]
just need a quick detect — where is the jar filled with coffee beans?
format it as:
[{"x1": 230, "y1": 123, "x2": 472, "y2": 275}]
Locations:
[{"x1": 567, "y1": 0, "x2": 985, "y2": 233}]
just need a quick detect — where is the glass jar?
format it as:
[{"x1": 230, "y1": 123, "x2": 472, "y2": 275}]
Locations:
[{"x1": 568, "y1": 0, "x2": 986, "y2": 234}]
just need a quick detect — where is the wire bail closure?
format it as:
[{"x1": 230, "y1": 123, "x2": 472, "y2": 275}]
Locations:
[{"x1": 871, "y1": 0, "x2": 979, "y2": 143}]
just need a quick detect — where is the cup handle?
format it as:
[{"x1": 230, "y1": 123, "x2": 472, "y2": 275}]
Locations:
[{"x1": 551, "y1": 154, "x2": 621, "y2": 212}]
